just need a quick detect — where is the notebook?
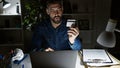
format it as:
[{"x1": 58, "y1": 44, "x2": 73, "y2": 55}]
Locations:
[{"x1": 30, "y1": 50, "x2": 79, "y2": 68}]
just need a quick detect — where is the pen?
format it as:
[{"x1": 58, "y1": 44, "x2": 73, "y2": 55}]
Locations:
[
  {"x1": 22, "y1": 64, "x2": 24, "y2": 68},
  {"x1": 88, "y1": 59, "x2": 106, "y2": 63}
]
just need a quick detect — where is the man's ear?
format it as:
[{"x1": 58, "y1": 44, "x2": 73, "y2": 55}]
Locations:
[{"x1": 46, "y1": 9, "x2": 50, "y2": 15}]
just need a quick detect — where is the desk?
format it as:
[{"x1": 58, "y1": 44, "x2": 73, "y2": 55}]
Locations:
[
  {"x1": 11, "y1": 51, "x2": 120, "y2": 68},
  {"x1": 11, "y1": 54, "x2": 32, "y2": 68}
]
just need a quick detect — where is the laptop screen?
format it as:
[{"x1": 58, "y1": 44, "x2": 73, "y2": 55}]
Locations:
[{"x1": 30, "y1": 50, "x2": 78, "y2": 68}]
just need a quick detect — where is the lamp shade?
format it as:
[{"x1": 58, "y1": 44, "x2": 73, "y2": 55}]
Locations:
[
  {"x1": 3, "y1": 1, "x2": 11, "y2": 9},
  {"x1": 97, "y1": 31, "x2": 116, "y2": 48},
  {"x1": 97, "y1": 19, "x2": 117, "y2": 48}
]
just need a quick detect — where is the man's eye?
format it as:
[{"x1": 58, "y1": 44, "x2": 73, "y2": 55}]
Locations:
[{"x1": 50, "y1": 8, "x2": 62, "y2": 11}]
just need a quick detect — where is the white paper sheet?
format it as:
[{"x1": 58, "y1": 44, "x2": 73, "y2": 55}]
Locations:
[
  {"x1": 83, "y1": 49, "x2": 120, "y2": 66},
  {"x1": 83, "y1": 49, "x2": 112, "y2": 63},
  {"x1": 86, "y1": 52, "x2": 120, "y2": 66}
]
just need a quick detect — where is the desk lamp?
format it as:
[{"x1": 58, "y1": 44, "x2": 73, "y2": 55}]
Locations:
[
  {"x1": 0, "y1": 0, "x2": 11, "y2": 9},
  {"x1": 97, "y1": 19, "x2": 118, "y2": 48}
]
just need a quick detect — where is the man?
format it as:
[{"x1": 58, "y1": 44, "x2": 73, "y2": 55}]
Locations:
[{"x1": 32, "y1": 0, "x2": 82, "y2": 51}]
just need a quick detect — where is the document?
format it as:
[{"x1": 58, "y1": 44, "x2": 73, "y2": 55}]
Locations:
[
  {"x1": 83, "y1": 49, "x2": 112, "y2": 63},
  {"x1": 86, "y1": 53, "x2": 120, "y2": 66}
]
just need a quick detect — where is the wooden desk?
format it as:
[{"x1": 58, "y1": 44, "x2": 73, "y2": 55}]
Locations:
[{"x1": 11, "y1": 51, "x2": 120, "y2": 68}]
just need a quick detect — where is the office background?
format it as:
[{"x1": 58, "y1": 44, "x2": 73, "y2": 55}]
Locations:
[{"x1": 0, "y1": 0, "x2": 120, "y2": 60}]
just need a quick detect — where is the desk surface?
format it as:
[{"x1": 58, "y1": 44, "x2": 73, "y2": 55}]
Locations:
[
  {"x1": 11, "y1": 54, "x2": 32, "y2": 68},
  {"x1": 11, "y1": 51, "x2": 120, "y2": 68}
]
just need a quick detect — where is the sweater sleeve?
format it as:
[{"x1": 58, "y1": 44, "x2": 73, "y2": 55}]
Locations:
[
  {"x1": 69, "y1": 37, "x2": 82, "y2": 50},
  {"x1": 32, "y1": 26, "x2": 43, "y2": 51}
]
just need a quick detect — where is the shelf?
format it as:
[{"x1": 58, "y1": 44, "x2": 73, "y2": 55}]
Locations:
[
  {"x1": 0, "y1": 28, "x2": 22, "y2": 30},
  {"x1": 0, "y1": 14, "x2": 21, "y2": 16},
  {"x1": 80, "y1": 30, "x2": 94, "y2": 31},
  {"x1": 63, "y1": 12, "x2": 94, "y2": 15},
  {"x1": 0, "y1": 43, "x2": 24, "y2": 46}
]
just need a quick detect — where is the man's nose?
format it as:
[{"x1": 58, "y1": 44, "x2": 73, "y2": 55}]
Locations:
[{"x1": 54, "y1": 11, "x2": 59, "y2": 16}]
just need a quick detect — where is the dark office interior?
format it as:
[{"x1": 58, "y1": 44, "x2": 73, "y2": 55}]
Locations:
[{"x1": 0, "y1": 0, "x2": 120, "y2": 66}]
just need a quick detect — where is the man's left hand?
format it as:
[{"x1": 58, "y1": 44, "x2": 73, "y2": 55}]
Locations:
[{"x1": 67, "y1": 27, "x2": 80, "y2": 44}]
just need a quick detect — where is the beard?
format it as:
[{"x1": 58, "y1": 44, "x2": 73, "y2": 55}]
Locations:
[{"x1": 51, "y1": 16, "x2": 62, "y2": 24}]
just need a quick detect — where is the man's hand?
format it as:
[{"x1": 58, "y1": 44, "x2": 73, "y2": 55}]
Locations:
[
  {"x1": 45, "y1": 48, "x2": 54, "y2": 52},
  {"x1": 67, "y1": 27, "x2": 80, "y2": 44}
]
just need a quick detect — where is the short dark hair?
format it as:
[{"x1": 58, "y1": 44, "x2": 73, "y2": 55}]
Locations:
[{"x1": 46, "y1": 0, "x2": 63, "y2": 8}]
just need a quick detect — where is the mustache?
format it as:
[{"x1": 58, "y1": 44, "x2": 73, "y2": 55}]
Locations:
[{"x1": 54, "y1": 16, "x2": 61, "y2": 18}]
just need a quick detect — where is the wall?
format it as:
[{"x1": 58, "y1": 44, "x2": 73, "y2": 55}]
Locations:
[
  {"x1": 63, "y1": 0, "x2": 112, "y2": 49},
  {"x1": 93, "y1": 0, "x2": 112, "y2": 48},
  {"x1": 21, "y1": 0, "x2": 112, "y2": 50},
  {"x1": 0, "y1": 0, "x2": 21, "y2": 15}
]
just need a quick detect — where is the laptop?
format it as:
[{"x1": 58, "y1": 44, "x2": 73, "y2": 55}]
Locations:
[{"x1": 30, "y1": 50, "x2": 79, "y2": 68}]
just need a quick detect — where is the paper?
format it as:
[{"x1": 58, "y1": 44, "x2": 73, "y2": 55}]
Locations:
[
  {"x1": 83, "y1": 49, "x2": 112, "y2": 63},
  {"x1": 86, "y1": 52, "x2": 120, "y2": 66}
]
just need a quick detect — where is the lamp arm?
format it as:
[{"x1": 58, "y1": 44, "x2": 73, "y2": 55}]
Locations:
[
  {"x1": 114, "y1": 29, "x2": 120, "y2": 33},
  {"x1": 0, "y1": 0, "x2": 6, "y2": 3},
  {"x1": 0, "y1": 1, "x2": 2, "y2": 3}
]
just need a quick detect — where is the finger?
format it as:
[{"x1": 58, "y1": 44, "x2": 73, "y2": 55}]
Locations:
[
  {"x1": 45, "y1": 48, "x2": 54, "y2": 52},
  {"x1": 68, "y1": 28, "x2": 79, "y2": 36},
  {"x1": 69, "y1": 28, "x2": 79, "y2": 34},
  {"x1": 68, "y1": 30, "x2": 77, "y2": 36},
  {"x1": 67, "y1": 32, "x2": 73, "y2": 37},
  {"x1": 48, "y1": 48, "x2": 54, "y2": 51},
  {"x1": 45, "y1": 48, "x2": 49, "y2": 52},
  {"x1": 45, "y1": 48, "x2": 50, "y2": 52},
  {"x1": 75, "y1": 27, "x2": 80, "y2": 33}
]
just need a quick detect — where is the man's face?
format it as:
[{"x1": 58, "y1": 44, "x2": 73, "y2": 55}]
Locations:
[{"x1": 46, "y1": 3, "x2": 63, "y2": 24}]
